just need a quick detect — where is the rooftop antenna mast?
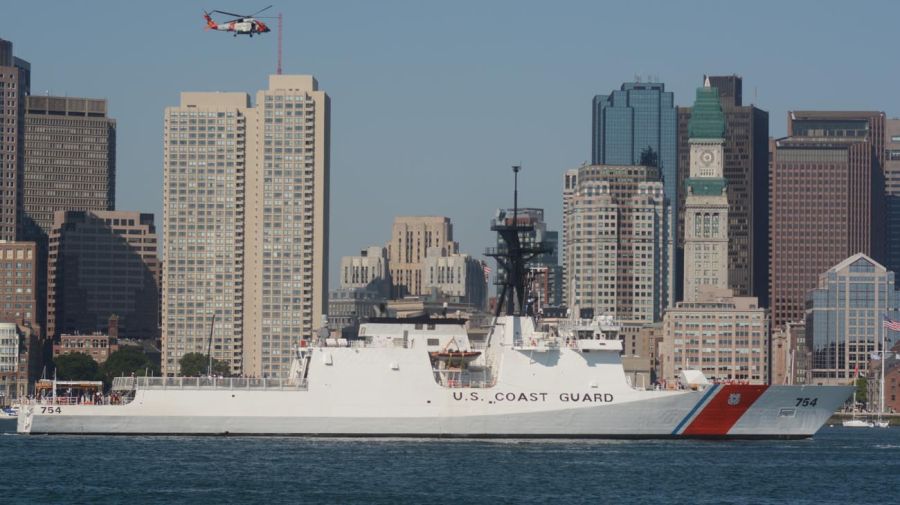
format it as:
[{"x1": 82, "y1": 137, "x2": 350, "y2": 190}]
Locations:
[{"x1": 276, "y1": 12, "x2": 283, "y2": 74}]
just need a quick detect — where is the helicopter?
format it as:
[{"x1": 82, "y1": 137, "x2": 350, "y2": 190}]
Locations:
[{"x1": 203, "y1": 5, "x2": 273, "y2": 37}]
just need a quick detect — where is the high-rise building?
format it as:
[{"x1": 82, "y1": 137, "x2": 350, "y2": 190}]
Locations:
[
  {"x1": 682, "y1": 79, "x2": 730, "y2": 302},
  {"x1": 0, "y1": 38, "x2": 29, "y2": 241},
  {"x1": 884, "y1": 118, "x2": 900, "y2": 274},
  {"x1": 387, "y1": 216, "x2": 456, "y2": 298},
  {"x1": 22, "y1": 96, "x2": 116, "y2": 238},
  {"x1": 493, "y1": 208, "x2": 562, "y2": 307},
  {"x1": 806, "y1": 253, "x2": 899, "y2": 384},
  {"x1": 163, "y1": 75, "x2": 330, "y2": 378},
  {"x1": 592, "y1": 82, "x2": 677, "y2": 288},
  {"x1": 677, "y1": 75, "x2": 769, "y2": 304},
  {"x1": 563, "y1": 163, "x2": 671, "y2": 323},
  {"x1": 163, "y1": 91, "x2": 250, "y2": 375},
  {"x1": 47, "y1": 211, "x2": 159, "y2": 340},
  {"x1": 243, "y1": 75, "x2": 330, "y2": 379},
  {"x1": 769, "y1": 111, "x2": 884, "y2": 331}
]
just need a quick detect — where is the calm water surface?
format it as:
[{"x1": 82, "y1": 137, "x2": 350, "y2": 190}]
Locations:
[{"x1": 1, "y1": 421, "x2": 897, "y2": 504}]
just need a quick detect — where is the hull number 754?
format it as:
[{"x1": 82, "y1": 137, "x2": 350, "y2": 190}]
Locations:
[{"x1": 795, "y1": 398, "x2": 818, "y2": 407}]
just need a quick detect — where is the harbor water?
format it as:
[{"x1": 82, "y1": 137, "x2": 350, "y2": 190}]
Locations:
[{"x1": 1, "y1": 420, "x2": 897, "y2": 504}]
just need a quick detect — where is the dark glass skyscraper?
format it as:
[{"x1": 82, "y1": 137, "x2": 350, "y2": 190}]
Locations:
[{"x1": 592, "y1": 82, "x2": 678, "y2": 211}]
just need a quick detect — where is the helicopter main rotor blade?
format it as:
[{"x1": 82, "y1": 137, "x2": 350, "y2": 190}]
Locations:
[
  {"x1": 249, "y1": 5, "x2": 273, "y2": 17},
  {"x1": 211, "y1": 9, "x2": 246, "y2": 18}
]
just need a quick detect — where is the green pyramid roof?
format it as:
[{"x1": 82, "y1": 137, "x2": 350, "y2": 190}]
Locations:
[{"x1": 688, "y1": 85, "x2": 725, "y2": 139}]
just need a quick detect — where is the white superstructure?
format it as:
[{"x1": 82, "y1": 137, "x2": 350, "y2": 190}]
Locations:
[{"x1": 18, "y1": 315, "x2": 851, "y2": 438}]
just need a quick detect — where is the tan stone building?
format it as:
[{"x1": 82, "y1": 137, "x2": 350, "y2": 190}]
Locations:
[
  {"x1": 163, "y1": 75, "x2": 330, "y2": 378},
  {"x1": 340, "y1": 246, "x2": 390, "y2": 295},
  {"x1": 163, "y1": 91, "x2": 249, "y2": 375},
  {"x1": 562, "y1": 164, "x2": 671, "y2": 323},
  {"x1": 387, "y1": 216, "x2": 456, "y2": 298},
  {"x1": 422, "y1": 247, "x2": 487, "y2": 309},
  {"x1": 661, "y1": 295, "x2": 768, "y2": 384}
]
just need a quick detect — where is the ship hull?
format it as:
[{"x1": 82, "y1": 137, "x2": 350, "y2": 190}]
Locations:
[{"x1": 18, "y1": 384, "x2": 851, "y2": 439}]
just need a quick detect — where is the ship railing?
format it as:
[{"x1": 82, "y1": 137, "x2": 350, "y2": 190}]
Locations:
[
  {"x1": 132, "y1": 376, "x2": 309, "y2": 390},
  {"x1": 432, "y1": 368, "x2": 496, "y2": 389}
]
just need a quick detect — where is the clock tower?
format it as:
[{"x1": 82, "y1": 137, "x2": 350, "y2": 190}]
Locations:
[{"x1": 683, "y1": 77, "x2": 730, "y2": 302}]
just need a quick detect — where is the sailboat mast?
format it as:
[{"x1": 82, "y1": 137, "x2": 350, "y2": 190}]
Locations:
[{"x1": 881, "y1": 314, "x2": 886, "y2": 418}]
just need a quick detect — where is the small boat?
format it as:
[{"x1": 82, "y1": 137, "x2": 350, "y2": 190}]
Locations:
[
  {"x1": 842, "y1": 418, "x2": 874, "y2": 428},
  {"x1": 1, "y1": 405, "x2": 19, "y2": 418},
  {"x1": 428, "y1": 350, "x2": 481, "y2": 362}
]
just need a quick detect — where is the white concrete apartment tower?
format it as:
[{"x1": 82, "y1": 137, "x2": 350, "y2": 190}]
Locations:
[
  {"x1": 243, "y1": 75, "x2": 330, "y2": 379},
  {"x1": 163, "y1": 76, "x2": 330, "y2": 378}
]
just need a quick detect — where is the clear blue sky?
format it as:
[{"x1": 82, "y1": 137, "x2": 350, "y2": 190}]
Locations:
[{"x1": 3, "y1": 0, "x2": 898, "y2": 286}]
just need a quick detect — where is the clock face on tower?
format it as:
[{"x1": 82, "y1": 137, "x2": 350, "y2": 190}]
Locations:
[{"x1": 700, "y1": 150, "x2": 714, "y2": 166}]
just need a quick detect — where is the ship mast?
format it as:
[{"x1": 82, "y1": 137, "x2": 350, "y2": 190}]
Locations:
[{"x1": 486, "y1": 166, "x2": 552, "y2": 317}]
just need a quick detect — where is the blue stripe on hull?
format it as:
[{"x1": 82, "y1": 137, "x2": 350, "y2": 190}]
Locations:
[{"x1": 671, "y1": 384, "x2": 719, "y2": 435}]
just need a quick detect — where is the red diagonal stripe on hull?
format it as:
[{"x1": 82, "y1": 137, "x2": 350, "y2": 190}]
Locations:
[{"x1": 682, "y1": 385, "x2": 769, "y2": 436}]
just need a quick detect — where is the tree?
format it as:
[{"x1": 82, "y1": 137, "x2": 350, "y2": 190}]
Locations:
[
  {"x1": 179, "y1": 352, "x2": 230, "y2": 377},
  {"x1": 855, "y1": 377, "x2": 868, "y2": 406},
  {"x1": 54, "y1": 352, "x2": 101, "y2": 381},
  {"x1": 101, "y1": 346, "x2": 160, "y2": 385}
]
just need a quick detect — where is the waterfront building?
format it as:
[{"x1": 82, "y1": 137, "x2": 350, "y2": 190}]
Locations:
[
  {"x1": 592, "y1": 82, "x2": 677, "y2": 290},
  {"x1": 0, "y1": 322, "x2": 20, "y2": 403},
  {"x1": 163, "y1": 75, "x2": 330, "y2": 378},
  {"x1": 339, "y1": 246, "x2": 390, "y2": 297},
  {"x1": 677, "y1": 75, "x2": 769, "y2": 303},
  {"x1": 493, "y1": 208, "x2": 562, "y2": 307},
  {"x1": 53, "y1": 331, "x2": 118, "y2": 364},
  {"x1": 771, "y1": 320, "x2": 811, "y2": 385},
  {"x1": 867, "y1": 350, "x2": 900, "y2": 414},
  {"x1": 47, "y1": 211, "x2": 159, "y2": 340},
  {"x1": 682, "y1": 78, "x2": 730, "y2": 302},
  {"x1": 805, "y1": 253, "x2": 900, "y2": 384},
  {"x1": 22, "y1": 96, "x2": 116, "y2": 239},
  {"x1": 885, "y1": 118, "x2": 900, "y2": 274},
  {"x1": 660, "y1": 294, "x2": 769, "y2": 384},
  {"x1": 422, "y1": 247, "x2": 487, "y2": 309},
  {"x1": 0, "y1": 39, "x2": 29, "y2": 241},
  {"x1": 387, "y1": 216, "x2": 456, "y2": 298},
  {"x1": 563, "y1": 163, "x2": 671, "y2": 323},
  {"x1": 770, "y1": 111, "x2": 885, "y2": 331}
]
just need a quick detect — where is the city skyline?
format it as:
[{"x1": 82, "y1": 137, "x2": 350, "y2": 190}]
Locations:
[{"x1": 3, "y1": 1, "x2": 900, "y2": 288}]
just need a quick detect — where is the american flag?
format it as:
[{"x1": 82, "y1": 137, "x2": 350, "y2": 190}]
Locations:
[
  {"x1": 884, "y1": 315, "x2": 900, "y2": 332},
  {"x1": 481, "y1": 262, "x2": 492, "y2": 283}
]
